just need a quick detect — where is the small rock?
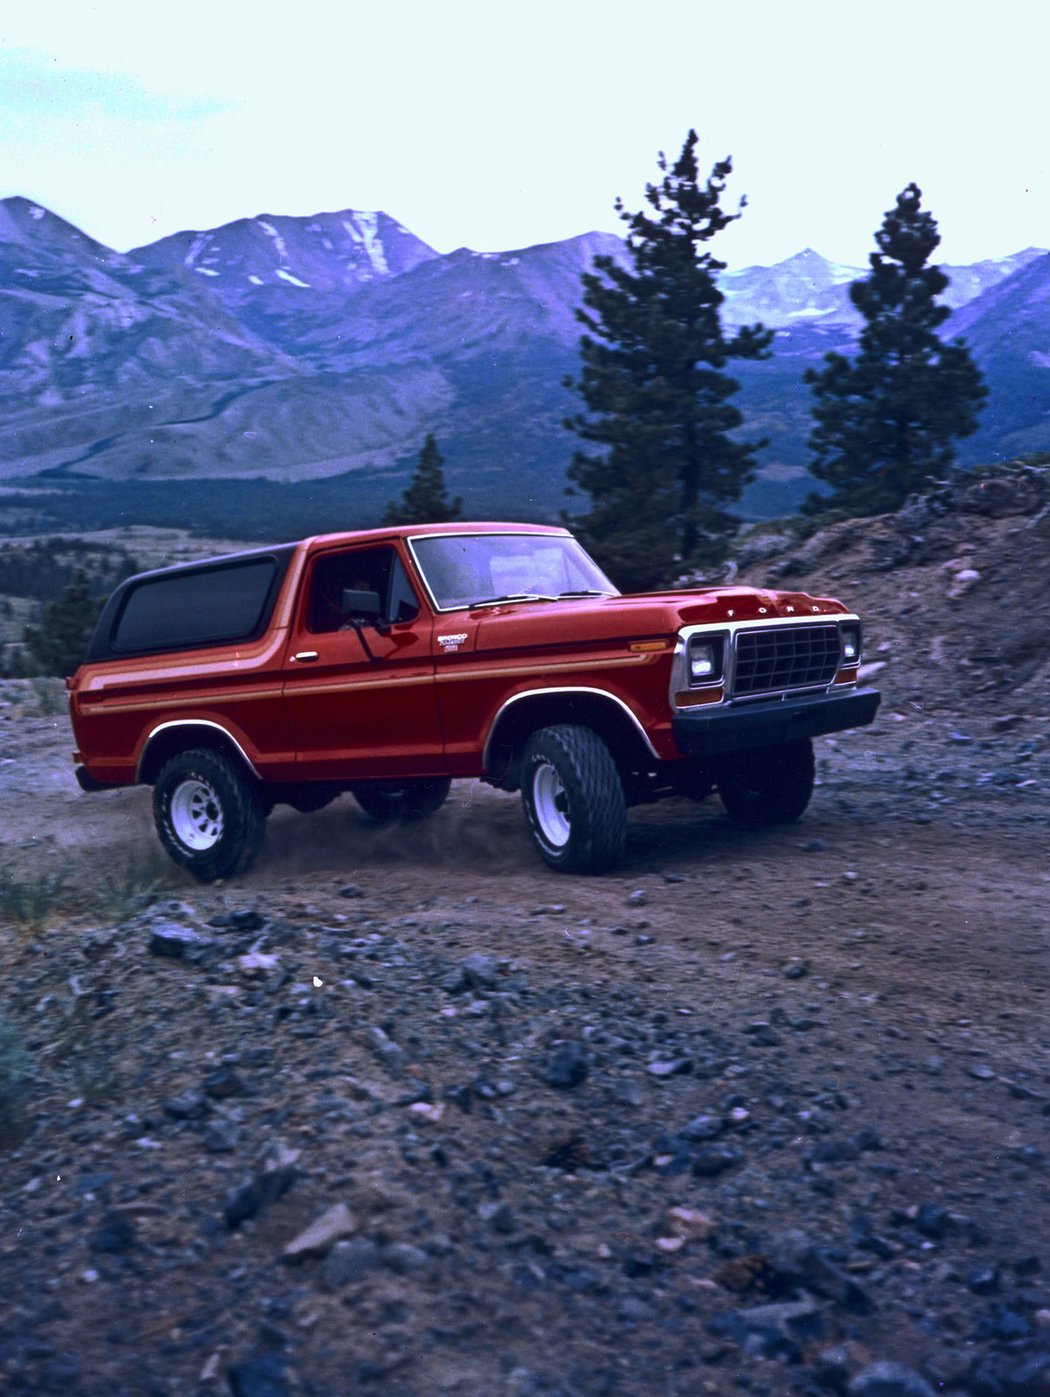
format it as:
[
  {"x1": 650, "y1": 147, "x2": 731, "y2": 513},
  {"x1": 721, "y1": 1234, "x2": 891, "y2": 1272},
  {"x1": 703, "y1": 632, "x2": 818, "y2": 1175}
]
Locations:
[
  {"x1": 224, "y1": 1142, "x2": 300, "y2": 1229},
  {"x1": 627, "y1": 889, "x2": 647, "y2": 907},
  {"x1": 743, "y1": 1022, "x2": 784, "y2": 1046},
  {"x1": 968, "y1": 1263, "x2": 1000, "y2": 1295},
  {"x1": 149, "y1": 923, "x2": 206, "y2": 959},
  {"x1": 457, "y1": 953, "x2": 500, "y2": 989},
  {"x1": 479, "y1": 1201, "x2": 516, "y2": 1234},
  {"x1": 407, "y1": 1101, "x2": 445, "y2": 1123},
  {"x1": 202, "y1": 1066, "x2": 246, "y2": 1099},
  {"x1": 227, "y1": 1351, "x2": 290, "y2": 1397},
  {"x1": 992, "y1": 714, "x2": 1023, "y2": 733},
  {"x1": 338, "y1": 884, "x2": 363, "y2": 898},
  {"x1": 665, "y1": 1205, "x2": 715, "y2": 1240},
  {"x1": 947, "y1": 567, "x2": 980, "y2": 599},
  {"x1": 163, "y1": 1088, "x2": 210, "y2": 1121},
  {"x1": 847, "y1": 1361, "x2": 937, "y2": 1397},
  {"x1": 768, "y1": 1229, "x2": 873, "y2": 1310},
  {"x1": 544, "y1": 1041, "x2": 589, "y2": 1090},
  {"x1": 709, "y1": 1295, "x2": 823, "y2": 1358},
  {"x1": 680, "y1": 1114, "x2": 724, "y2": 1142},
  {"x1": 612, "y1": 1079, "x2": 644, "y2": 1107},
  {"x1": 283, "y1": 1202, "x2": 356, "y2": 1261},
  {"x1": 89, "y1": 1212, "x2": 137, "y2": 1255},
  {"x1": 382, "y1": 1241, "x2": 430, "y2": 1274},
  {"x1": 692, "y1": 1145, "x2": 742, "y2": 1178},
  {"x1": 203, "y1": 1119, "x2": 241, "y2": 1153},
  {"x1": 783, "y1": 958, "x2": 810, "y2": 979},
  {"x1": 230, "y1": 908, "x2": 266, "y2": 931},
  {"x1": 323, "y1": 1238, "x2": 383, "y2": 1287},
  {"x1": 647, "y1": 1057, "x2": 692, "y2": 1079},
  {"x1": 236, "y1": 949, "x2": 280, "y2": 976},
  {"x1": 364, "y1": 1025, "x2": 407, "y2": 1072},
  {"x1": 967, "y1": 1063, "x2": 997, "y2": 1081},
  {"x1": 915, "y1": 1202, "x2": 952, "y2": 1240}
]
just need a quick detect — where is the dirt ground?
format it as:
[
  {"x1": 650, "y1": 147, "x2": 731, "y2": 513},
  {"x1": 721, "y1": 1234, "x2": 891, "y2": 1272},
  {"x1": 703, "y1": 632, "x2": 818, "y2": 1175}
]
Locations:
[
  {"x1": 1, "y1": 475, "x2": 1048, "y2": 1395},
  {"x1": 1, "y1": 684, "x2": 1048, "y2": 1395}
]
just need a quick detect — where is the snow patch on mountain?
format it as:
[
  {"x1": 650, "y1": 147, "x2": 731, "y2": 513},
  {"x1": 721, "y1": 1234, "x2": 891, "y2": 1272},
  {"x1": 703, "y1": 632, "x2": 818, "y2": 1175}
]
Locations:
[
  {"x1": 258, "y1": 220, "x2": 291, "y2": 266},
  {"x1": 276, "y1": 268, "x2": 311, "y2": 288},
  {"x1": 343, "y1": 213, "x2": 389, "y2": 276},
  {"x1": 183, "y1": 233, "x2": 209, "y2": 268}
]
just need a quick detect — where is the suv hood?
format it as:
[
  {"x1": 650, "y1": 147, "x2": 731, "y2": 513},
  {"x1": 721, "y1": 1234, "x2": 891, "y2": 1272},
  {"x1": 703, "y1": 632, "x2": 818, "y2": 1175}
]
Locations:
[{"x1": 472, "y1": 585, "x2": 850, "y2": 650}]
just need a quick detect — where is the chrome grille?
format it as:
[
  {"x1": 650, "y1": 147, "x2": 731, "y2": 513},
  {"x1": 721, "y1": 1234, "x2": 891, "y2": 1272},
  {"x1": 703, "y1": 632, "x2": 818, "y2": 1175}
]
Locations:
[{"x1": 733, "y1": 624, "x2": 840, "y2": 697}]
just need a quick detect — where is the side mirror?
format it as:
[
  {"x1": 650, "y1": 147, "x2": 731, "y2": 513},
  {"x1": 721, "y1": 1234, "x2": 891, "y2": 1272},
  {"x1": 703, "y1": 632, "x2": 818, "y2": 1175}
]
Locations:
[{"x1": 341, "y1": 588, "x2": 383, "y2": 623}]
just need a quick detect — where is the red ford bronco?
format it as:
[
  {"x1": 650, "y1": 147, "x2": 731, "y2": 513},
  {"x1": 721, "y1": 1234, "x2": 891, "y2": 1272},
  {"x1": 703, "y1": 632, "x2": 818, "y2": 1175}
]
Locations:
[{"x1": 68, "y1": 523, "x2": 879, "y2": 879}]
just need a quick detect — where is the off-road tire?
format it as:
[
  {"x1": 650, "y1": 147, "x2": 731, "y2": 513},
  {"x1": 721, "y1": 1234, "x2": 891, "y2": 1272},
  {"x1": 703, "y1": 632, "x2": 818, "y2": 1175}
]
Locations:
[
  {"x1": 153, "y1": 748, "x2": 267, "y2": 882},
  {"x1": 521, "y1": 725, "x2": 627, "y2": 873},
  {"x1": 352, "y1": 778, "x2": 452, "y2": 824},
  {"x1": 717, "y1": 738, "x2": 815, "y2": 826}
]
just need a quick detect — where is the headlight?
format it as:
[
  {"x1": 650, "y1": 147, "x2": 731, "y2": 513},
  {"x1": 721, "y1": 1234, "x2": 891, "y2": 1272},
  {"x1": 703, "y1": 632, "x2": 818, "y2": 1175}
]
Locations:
[
  {"x1": 840, "y1": 624, "x2": 861, "y2": 665},
  {"x1": 686, "y1": 635, "x2": 724, "y2": 684}
]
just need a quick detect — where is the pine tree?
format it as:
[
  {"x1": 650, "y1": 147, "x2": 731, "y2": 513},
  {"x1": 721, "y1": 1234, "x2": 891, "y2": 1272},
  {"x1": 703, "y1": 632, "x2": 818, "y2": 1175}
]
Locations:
[
  {"x1": 22, "y1": 570, "x2": 101, "y2": 676},
  {"x1": 565, "y1": 130, "x2": 772, "y2": 592},
  {"x1": 382, "y1": 435, "x2": 462, "y2": 526},
  {"x1": 805, "y1": 183, "x2": 987, "y2": 515}
]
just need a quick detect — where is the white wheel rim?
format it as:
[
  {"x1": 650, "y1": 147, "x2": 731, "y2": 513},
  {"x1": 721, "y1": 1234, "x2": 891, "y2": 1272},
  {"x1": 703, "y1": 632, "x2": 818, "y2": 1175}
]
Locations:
[
  {"x1": 170, "y1": 778, "x2": 224, "y2": 851},
  {"x1": 532, "y1": 762, "x2": 571, "y2": 848}
]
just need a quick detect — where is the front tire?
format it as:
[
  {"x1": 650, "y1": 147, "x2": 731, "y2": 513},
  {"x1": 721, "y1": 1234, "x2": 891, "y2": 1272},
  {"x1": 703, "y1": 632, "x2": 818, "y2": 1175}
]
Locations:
[
  {"x1": 352, "y1": 778, "x2": 451, "y2": 824},
  {"x1": 521, "y1": 725, "x2": 626, "y2": 873},
  {"x1": 153, "y1": 748, "x2": 267, "y2": 881},
  {"x1": 717, "y1": 738, "x2": 815, "y2": 826}
]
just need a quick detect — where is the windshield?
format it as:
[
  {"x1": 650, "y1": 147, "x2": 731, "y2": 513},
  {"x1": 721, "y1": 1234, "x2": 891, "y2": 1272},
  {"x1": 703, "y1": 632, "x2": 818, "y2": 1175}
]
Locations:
[{"x1": 410, "y1": 533, "x2": 618, "y2": 611}]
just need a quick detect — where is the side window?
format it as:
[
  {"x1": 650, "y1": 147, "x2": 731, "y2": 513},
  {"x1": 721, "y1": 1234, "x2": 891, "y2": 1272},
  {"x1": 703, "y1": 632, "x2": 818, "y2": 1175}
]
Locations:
[
  {"x1": 113, "y1": 558, "x2": 278, "y2": 653},
  {"x1": 306, "y1": 547, "x2": 420, "y2": 633}
]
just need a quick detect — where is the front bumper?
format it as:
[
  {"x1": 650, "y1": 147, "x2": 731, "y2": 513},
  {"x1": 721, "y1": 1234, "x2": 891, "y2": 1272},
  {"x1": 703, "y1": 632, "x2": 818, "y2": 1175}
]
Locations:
[{"x1": 671, "y1": 687, "x2": 881, "y2": 757}]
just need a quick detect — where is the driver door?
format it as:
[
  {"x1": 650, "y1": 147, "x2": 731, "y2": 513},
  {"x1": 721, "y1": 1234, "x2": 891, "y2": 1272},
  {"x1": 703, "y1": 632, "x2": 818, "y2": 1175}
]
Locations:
[{"x1": 281, "y1": 542, "x2": 444, "y2": 779}]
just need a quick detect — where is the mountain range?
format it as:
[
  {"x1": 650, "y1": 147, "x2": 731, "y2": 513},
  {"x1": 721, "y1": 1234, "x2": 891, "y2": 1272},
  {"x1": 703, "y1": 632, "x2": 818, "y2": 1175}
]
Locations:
[{"x1": 0, "y1": 194, "x2": 1047, "y2": 530}]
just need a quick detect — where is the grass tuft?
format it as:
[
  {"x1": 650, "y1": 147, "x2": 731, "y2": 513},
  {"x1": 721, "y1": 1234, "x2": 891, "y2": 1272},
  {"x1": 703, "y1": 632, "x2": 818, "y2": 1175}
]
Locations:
[
  {"x1": 0, "y1": 867, "x2": 67, "y2": 934},
  {"x1": 0, "y1": 1012, "x2": 32, "y2": 1135},
  {"x1": 92, "y1": 852, "x2": 174, "y2": 923}
]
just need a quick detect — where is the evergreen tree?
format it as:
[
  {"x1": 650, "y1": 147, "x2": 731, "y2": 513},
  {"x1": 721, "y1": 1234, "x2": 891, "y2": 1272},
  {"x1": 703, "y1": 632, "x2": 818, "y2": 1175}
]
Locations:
[
  {"x1": 565, "y1": 130, "x2": 772, "y2": 591},
  {"x1": 382, "y1": 435, "x2": 462, "y2": 525},
  {"x1": 22, "y1": 570, "x2": 101, "y2": 676},
  {"x1": 805, "y1": 183, "x2": 987, "y2": 515}
]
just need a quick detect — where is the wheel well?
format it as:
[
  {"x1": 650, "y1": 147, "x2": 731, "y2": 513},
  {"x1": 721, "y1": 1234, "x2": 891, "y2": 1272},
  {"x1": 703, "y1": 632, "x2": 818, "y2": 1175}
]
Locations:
[
  {"x1": 485, "y1": 692, "x2": 654, "y2": 790},
  {"x1": 137, "y1": 723, "x2": 257, "y2": 786}
]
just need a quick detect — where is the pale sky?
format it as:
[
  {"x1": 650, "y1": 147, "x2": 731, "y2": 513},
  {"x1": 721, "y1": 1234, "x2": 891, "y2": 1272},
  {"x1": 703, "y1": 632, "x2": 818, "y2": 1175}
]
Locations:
[{"x1": 1, "y1": 0, "x2": 1046, "y2": 269}]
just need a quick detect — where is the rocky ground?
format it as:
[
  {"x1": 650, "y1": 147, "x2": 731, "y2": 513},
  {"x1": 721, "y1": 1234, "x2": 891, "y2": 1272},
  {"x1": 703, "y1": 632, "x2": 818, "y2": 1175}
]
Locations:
[{"x1": 0, "y1": 472, "x2": 1048, "y2": 1396}]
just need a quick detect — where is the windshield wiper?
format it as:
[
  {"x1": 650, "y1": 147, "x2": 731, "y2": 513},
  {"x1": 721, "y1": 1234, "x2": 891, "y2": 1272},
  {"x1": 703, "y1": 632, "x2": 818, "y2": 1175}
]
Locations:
[
  {"x1": 556, "y1": 589, "x2": 615, "y2": 598},
  {"x1": 469, "y1": 592, "x2": 559, "y2": 607}
]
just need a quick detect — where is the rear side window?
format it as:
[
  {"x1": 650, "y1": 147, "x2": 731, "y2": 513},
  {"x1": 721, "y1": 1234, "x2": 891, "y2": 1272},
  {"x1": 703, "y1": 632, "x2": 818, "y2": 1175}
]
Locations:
[{"x1": 112, "y1": 558, "x2": 278, "y2": 654}]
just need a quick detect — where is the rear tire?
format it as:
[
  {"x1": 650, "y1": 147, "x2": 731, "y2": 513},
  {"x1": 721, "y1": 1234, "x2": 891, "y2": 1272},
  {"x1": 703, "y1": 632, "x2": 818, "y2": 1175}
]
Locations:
[
  {"x1": 153, "y1": 748, "x2": 267, "y2": 881},
  {"x1": 717, "y1": 738, "x2": 815, "y2": 826},
  {"x1": 521, "y1": 725, "x2": 626, "y2": 873},
  {"x1": 352, "y1": 778, "x2": 451, "y2": 824}
]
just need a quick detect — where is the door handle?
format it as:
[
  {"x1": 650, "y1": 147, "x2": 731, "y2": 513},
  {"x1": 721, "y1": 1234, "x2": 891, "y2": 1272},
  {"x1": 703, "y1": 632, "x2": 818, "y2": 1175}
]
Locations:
[{"x1": 293, "y1": 651, "x2": 319, "y2": 663}]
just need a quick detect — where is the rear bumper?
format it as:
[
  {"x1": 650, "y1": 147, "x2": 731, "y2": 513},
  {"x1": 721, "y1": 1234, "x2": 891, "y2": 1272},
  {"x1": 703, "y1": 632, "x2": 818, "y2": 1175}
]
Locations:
[{"x1": 671, "y1": 687, "x2": 881, "y2": 757}]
